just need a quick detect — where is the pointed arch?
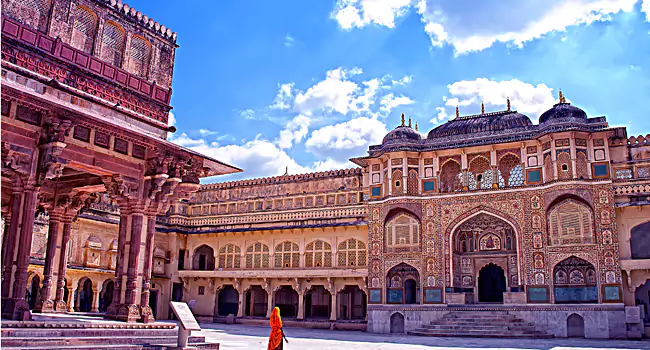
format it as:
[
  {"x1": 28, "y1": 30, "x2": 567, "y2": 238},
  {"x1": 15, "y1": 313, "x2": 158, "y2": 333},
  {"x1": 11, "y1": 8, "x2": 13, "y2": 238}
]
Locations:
[
  {"x1": 218, "y1": 243, "x2": 241, "y2": 269},
  {"x1": 245, "y1": 242, "x2": 270, "y2": 268},
  {"x1": 100, "y1": 20, "x2": 126, "y2": 66},
  {"x1": 71, "y1": 5, "x2": 98, "y2": 53},
  {"x1": 274, "y1": 241, "x2": 299, "y2": 268},
  {"x1": 337, "y1": 238, "x2": 366, "y2": 267},
  {"x1": 439, "y1": 159, "x2": 462, "y2": 193},
  {"x1": 305, "y1": 239, "x2": 332, "y2": 267}
]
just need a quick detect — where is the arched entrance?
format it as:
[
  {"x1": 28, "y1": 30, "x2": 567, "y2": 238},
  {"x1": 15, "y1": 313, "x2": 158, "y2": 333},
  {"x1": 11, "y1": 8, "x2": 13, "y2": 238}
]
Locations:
[
  {"x1": 631, "y1": 222, "x2": 650, "y2": 259},
  {"x1": 386, "y1": 263, "x2": 420, "y2": 304},
  {"x1": 567, "y1": 313, "x2": 585, "y2": 337},
  {"x1": 192, "y1": 245, "x2": 215, "y2": 270},
  {"x1": 77, "y1": 278, "x2": 93, "y2": 312},
  {"x1": 305, "y1": 286, "x2": 331, "y2": 319},
  {"x1": 274, "y1": 285, "x2": 298, "y2": 318},
  {"x1": 99, "y1": 280, "x2": 114, "y2": 312},
  {"x1": 390, "y1": 312, "x2": 405, "y2": 333},
  {"x1": 245, "y1": 285, "x2": 268, "y2": 317},
  {"x1": 553, "y1": 256, "x2": 597, "y2": 303},
  {"x1": 450, "y1": 212, "x2": 519, "y2": 297},
  {"x1": 478, "y1": 263, "x2": 506, "y2": 303},
  {"x1": 217, "y1": 285, "x2": 239, "y2": 316},
  {"x1": 27, "y1": 274, "x2": 41, "y2": 310},
  {"x1": 338, "y1": 285, "x2": 366, "y2": 320}
]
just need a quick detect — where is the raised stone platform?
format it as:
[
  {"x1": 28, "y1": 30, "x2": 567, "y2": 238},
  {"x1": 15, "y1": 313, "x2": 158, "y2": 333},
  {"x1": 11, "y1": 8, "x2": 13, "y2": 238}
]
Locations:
[
  {"x1": 367, "y1": 304, "x2": 628, "y2": 339},
  {"x1": 1, "y1": 314, "x2": 218, "y2": 349}
]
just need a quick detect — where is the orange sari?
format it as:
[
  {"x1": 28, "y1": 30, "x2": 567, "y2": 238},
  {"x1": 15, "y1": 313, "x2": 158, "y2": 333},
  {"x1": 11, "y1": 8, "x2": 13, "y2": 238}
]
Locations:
[{"x1": 268, "y1": 307, "x2": 284, "y2": 350}]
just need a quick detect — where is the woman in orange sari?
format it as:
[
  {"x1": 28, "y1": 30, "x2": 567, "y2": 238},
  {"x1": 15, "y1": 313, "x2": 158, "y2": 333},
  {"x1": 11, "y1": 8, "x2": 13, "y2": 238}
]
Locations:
[{"x1": 268, "y1": 307, "x2": 288, "y2": 350}]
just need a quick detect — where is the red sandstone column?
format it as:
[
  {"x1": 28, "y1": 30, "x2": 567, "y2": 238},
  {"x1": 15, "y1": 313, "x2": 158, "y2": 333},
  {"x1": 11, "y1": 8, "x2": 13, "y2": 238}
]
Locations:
[
  {"x1": 105, "y1": 211, "x2": 129, "y2": 319},
  {"x1": 139, "y1": 215, "x2": 156, "y2": 323},
  {"x1": 4, "y1": 187, "x2": 39, "y2": 320},
  {"x1": 35, "y1": 215, "x2": 62, "y2": 312},
  {"x1": 54, "y1": 220, "x2": 72, "y2": 312},
  {"x1": 117, "y1": 212, "x2": 145, "y2": 322},
  {"x1": 1, "y1": 192, "x2": 22, "y2": 301}
]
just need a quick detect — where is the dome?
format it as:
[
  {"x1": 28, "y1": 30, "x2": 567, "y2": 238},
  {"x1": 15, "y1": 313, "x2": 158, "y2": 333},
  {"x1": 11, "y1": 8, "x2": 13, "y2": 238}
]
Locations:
[
  {"x1": 382, "y1": 125, "x2": 422, "y2": 144},
  {"x1": 538, "y1": 102, "x2": 587, "y2": 125},
  {"x1": 427, "y1": 110, "x2": 533, "y2": 140}
]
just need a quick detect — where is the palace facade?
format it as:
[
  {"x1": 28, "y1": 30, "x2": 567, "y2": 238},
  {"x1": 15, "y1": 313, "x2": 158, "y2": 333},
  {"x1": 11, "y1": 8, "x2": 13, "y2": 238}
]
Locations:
[{"x1": 3, "y1": 0, "x2": 649, "y2": 341}]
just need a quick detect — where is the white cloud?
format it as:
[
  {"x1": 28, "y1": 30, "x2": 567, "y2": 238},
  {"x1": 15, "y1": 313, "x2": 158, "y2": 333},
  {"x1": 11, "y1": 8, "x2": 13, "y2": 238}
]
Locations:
[
  {"x1": 284, "y1": 34, "x2": 295, "y2": 47},
  {"x1": 277, "y1": 115, "x2": 311, "y2": 149},
  {"x1": 440, "y1": 78, "x2": 558, "y2": 122},
  {"x1": 199, "y1": 128, "x2": 217, "y2": 136},
  {"x1": 240, "y1": 109, "x2": 257, "y2": 120},
  {"x1": 380, "y1": 93, "x2": 414, "y2": 113},
  {"x1": 305, "y1": 117, "x2": 388, "y2": 161},
  {"x1": 332, "y1": 0, "x2": 412, "y2": 29},
  {"x1": 333, "y1": 0, "x2": 639, "y2": 53},
  {"x1": 167, "y1": 111, "x2": 176, "y2": 127},
  {"x1": 270, "y1": 83, "x2": 295, "y2": 110},
  {"x1": 432, "y1": 106, "x2": 448, "y2": 123},
  {"x1": 642, "y1": 0, "x2": 650, "y2": 20},
  {"x1": 293, "y1": 68, "x2": 362, "y2": 116},
  {"x1": 392, "y1": 75, "x2": 413, "y2": 86}
]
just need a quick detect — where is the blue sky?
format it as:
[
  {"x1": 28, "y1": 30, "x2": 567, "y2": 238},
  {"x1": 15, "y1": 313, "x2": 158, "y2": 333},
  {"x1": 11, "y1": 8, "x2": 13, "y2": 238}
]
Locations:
[{"x1": 131, "y1": 0, "x2": 649, "y2": 182}]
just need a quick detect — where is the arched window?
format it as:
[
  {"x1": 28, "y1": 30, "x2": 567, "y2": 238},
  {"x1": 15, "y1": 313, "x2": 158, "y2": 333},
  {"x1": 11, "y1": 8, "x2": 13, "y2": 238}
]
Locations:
[
  {"x1": 337, "y1": 239, "x2": 367, "y2": 267},
  {"x1": 391, "y1": 169, "x2": 403, "y2": 195},
  {"x1": 274, "y1": 241, "x2": 299, "y2": 268},
  {"x1": 556, "y1": 152, "x2": 572, "y2": 180},
  {"x1": 305, "y1": 240, "x2": 332, "y2": 268},
  {"x1": 548, "y1": 199, "x2": 594, "y2": 246},
  {"x1": 553, "y1": 256, "x2": 597, "y2": 303},
  {"x1": 70, "y1": 6, "x2": 97, "y2": 53},
  {"x1": 245, "y1": 242, "x2": 270, "y2": 268},
  {"x1": 218, "y1": 244, "x2": 241, "y2": 269},
  {"x1": 468, "y1": 156, "x2": 492, "y2": 190},
  {"x1": 543, "y1": 153, "x2": 553, "y2": 182},
  {"x1": 630, "y1": 222, "x2": 650, "y2": 259},
  {"x1": 84, "y1": 235, "x2": 102, "y2": 267},
  {"x1": 192, "y1": 245, "x2": 215, "y2": 270},
  {"x1": 497, "y1": 153, "x2": 524, "y2": 187},
  {"x1": 406, "y1": 169, "x2": 418, "y2": 195},
  {"x1": 576, "y1": 151, "x2": 588, "y2": 179},
  {"x1": 385, "y1": 213, "x2": 420, "y2": 253},
  {"x1": 128, "y1": 35, "x2": 152, "y2": 78},
  {"x1": 14, "y1": 0, "x2": 51, "y2": 32},
  {"x1": 439, "y1": 160, "x2": 462, "y2": 193},
  {"x1": 100, "y1": 21, "x2": 126, "y2": 67}
]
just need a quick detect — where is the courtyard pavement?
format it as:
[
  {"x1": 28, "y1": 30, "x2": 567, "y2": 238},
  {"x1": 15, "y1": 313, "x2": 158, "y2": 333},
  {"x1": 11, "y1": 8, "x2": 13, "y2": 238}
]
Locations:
[{"x1": 195, "y1": 323, "x2": 650, "y2": 350}]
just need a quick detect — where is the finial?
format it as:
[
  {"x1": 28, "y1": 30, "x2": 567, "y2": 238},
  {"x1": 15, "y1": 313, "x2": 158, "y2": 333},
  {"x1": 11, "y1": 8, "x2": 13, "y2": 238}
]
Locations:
[
  {"x1": 283, "y1": 166, "x2": 288, "y2": 176},
  {"x1": 408, "y1": 117, "x2": 412, "y2": 128},
  {"x1": 415, "y1": 122, "x2": 419, "y2": 131},
  {"x1": 401, "y1": 113, "x2": 405, "y2": 126},
  {"x1": 456, "y1": 106, "x2": 459, "y2": 118},
  {"x1": 559, "y1": 89, "x2": 566, "y2": 103},
  {"x1": 481, "y1": 101, "x2": 485, "y2": 114},
  {"x1": 507, "y1": 97, "x2": 511, "y2": 111}
]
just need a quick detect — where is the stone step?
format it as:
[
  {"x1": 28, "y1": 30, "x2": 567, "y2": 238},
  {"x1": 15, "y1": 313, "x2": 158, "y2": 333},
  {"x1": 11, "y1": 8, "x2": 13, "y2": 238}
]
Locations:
[
  {"x1": 432, "y1": 319, "x2": 532, "y2": 325},
  {"x1": 408, "y1": 330, "x2": 554, "y2": 338},
  {"x1": 1, "y1": 345, "x2": 144, "y2": 350},
  {"x1": 422, "y1": 324, "x2": 537, "y2": 331},
  {"x1": 1, "y1": 335, "x2": 206, "y2": 347},
  {"x1": 1, "y1": 328, "x2": 179, "y2": 338},
  {"x1": 439, "y1": 317, "x2": 522, "y2": 322}
]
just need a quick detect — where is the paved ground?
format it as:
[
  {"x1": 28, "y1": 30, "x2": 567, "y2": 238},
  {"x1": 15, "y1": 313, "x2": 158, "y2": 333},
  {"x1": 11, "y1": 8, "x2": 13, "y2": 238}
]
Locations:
[{"x1": 196, "y1": 323, "x2": 650, "y2": 350}]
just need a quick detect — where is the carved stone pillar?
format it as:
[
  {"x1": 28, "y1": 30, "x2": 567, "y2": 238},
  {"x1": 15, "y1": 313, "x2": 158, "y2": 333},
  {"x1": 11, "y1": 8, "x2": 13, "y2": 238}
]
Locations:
[
  {"x1": 237, "y1": 287, "x2": 245, "y2": 317},
  {"x1": 117, "y1": 211, "x2": 146, "y2": 323},
  {"x1": 4, "y1": 187, "x2": 38, "y2": 320},
  {"x1": 54, "y1": 220, "x2": 73, "y2": 312},
  {"x1": 1, "y1": 191, "x2": 22, "y2": 301},
  {"x1": 91, "y1": 287, "x2": 100, "y2": 313},
  {"x1": 66, "y1": 286, "x2": 74, "y2": 312},
  {"x1": 330, "y1": 290, "x2": 337, "y2": 321},
  {"x1": 297, "y1": 288, "x2": 305, "y2": 320},
  {"x1": 139, "y1": 215, "x2": 156, "y2": 323},
  {"x1": 34, "y1": 215, "x2": 62, "y2": 312},
  {"x1": 266, "y1": 289, "x2": 274, "y2": 318},
  {"x1": 104, "y1": 210, "x2": 129, "y2": 319}
]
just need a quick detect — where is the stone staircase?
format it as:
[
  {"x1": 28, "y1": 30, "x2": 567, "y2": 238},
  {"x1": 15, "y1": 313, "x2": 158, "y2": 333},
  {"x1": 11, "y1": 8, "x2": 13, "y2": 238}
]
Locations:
[
  {"x1": 0, "y1": 324, "x2": 218, "y2": 349},
  {"x1": 408, "y1": 310, "x2": 554, "y2": 338}
]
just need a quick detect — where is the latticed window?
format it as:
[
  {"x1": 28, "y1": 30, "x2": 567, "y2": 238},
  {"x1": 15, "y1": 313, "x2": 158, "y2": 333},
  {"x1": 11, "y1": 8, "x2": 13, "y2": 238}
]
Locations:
[
  {"x1": 337, "y1": 239, "x2": 367, "y2": 267},
  {"x1": 305, "y1": 240, "x2": 332, "y2": 267},
  {"x1": 71, "y1": 6, "x2": 97, "y2": 53},
  {"x1": 543, "y1": 154, "x2": 553, "y2": 181},
  {"x1": 497, "y1": 154, "x2": 524, "y2": 187},
  {"x1": 615, "y1": 169, "x2": 633, "y2": 180},
  {"x1": 218, "y1": 244, "x2": 241, "y2": 269},
  {"x1": 548, "y1": 200, "x2": 594, "y2": 246},
  {"x1": 245, "y1": 242, "x2": 269, "y2": 268},
  {"x1": 468, "y1": 156, "x2": 492, "y2": 190},
  {"x1": 439, "y1": 160, "x2": 462, "y2": 192},
  {"x1": 391, "y1": 169, "x2": 403, "y2": 195},
  {"x1": 129, "y1": 35, "x2": 152, "y2": 78},
  {"x1": 100, "y1": 21, "x2": 126, "y2": 67},
  {"x1": 385, "y1": 213, "x2": 420, "y2": 253},
  {"x1": 15, "y1": 0, "x2": 51, "y2": 32},
  {"x1": 576, "y1": 152, "x2": 589, "y2": 179},
  {"x1": 274, "y1": 241, "x2": 300, "y2": 268},
  {"x1": 556, "y1": 152, "x2": 572, "y2": 180}
]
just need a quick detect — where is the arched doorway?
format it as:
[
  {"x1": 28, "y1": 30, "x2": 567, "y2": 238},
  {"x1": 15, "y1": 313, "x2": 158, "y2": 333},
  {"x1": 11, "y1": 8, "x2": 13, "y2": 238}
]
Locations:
[
  {"x1": 478, "y1": 263, "x2": 506, "y2": 303},
  {"x1": 305, "y1": 286, "x2": 331, "y2": 319},
  {"x1": 339, "y1": 285, "x2": 367, "y2": 320},
  {"x1": 99, "y1": 280, "x2": 114, "y2": 312},
  {"x1": 27, "y1": 274, "x2": 41, "y2": 310},
  {"x1": 390, "y1": 312, "x2": 405, "y2": 333},
  {"x1": 631, "y1": 222, "x2": 650, "y2": 259},
  {"x1": 567, "y1": 313, "x2": 585, "y2": 337},
  {"x1": 386, "y1": 263, "x2": 420, "y2": 304},
  {"x1": 274, "y1": 286, "x2": 298, "y2": 318},
  {"x1": 77, "y1": 279, "x2": 93, "y2": 312},
  {"x1": 245, "y1": 285, "x2": 268, "y2": 317},
  {"x1": 192, "y1": 245, "x2": 215, "y2": 270},
  {"x1": 553, "y1": 256, "x2": 598, "y2": 303},
  {"x1": 217, "y1": 285, "x2": 239, "y2": 316}
]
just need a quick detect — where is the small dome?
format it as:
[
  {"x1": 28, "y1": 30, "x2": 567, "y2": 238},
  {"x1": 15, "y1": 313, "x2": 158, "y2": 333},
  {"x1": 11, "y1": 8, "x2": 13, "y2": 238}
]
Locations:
[
  {"x1": 427, "y1": 111, "x2": 533, "y2": 140},
  {"x1": 382, "y1": 125, "x2": 422, "y2": 144},
  {"x1": 539, "y1": 102, "x2": 587, "y2": 125}
]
